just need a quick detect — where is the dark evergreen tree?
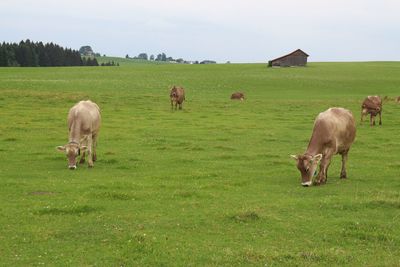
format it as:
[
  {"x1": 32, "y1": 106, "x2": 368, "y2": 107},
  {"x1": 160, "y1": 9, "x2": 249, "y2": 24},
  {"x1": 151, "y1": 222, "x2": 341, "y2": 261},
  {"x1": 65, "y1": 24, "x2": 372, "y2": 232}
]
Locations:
[
  {"x1": 0, "y1": 40, "x2": 99, "y2": 67},
  {"x1": 0, "y1": 43, "x2": 7, "y2": 66},
  {"x1": 92, "y1": 58, "x2": 99, "y2": 66}
]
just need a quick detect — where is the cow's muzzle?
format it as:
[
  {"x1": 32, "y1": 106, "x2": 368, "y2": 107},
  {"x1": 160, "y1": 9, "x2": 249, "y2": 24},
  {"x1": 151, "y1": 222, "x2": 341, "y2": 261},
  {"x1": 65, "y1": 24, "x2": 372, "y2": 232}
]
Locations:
[
  {"x1": 69, "y1": 165, "x2": 77, "y2": 170},
  {"x1": 301, "y1": 181, "x2": 312, "y2": 187}
]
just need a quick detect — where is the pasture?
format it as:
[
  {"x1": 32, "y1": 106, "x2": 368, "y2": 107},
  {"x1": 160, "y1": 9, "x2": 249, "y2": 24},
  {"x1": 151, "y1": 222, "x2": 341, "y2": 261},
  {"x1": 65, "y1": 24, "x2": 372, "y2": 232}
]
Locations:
[{"x1": 0, "y1": 62, "x2": 400, "y2": 266}]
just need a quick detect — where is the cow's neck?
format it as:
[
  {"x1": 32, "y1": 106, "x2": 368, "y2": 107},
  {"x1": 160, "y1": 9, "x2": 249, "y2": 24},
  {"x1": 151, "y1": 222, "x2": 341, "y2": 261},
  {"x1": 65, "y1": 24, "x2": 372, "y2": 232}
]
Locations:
[
  {"x1": 305, "y1": 133, "x2": 322, "y2": 156},
  {"x1": 68, "y1": 120, "x2": 81, "y2": 144}
]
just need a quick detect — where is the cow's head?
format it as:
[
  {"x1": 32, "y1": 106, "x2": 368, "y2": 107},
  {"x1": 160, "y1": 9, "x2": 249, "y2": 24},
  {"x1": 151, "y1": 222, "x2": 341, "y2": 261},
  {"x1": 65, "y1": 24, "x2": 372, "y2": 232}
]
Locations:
[
  {"x1": 291, "y1": 154, "x2": 322, "y2": 186},
  {"x1": 170, "y1": 86, "x2": 178, "y2": 99},
  {"x1": 57, "y1": 142, "x2": 87, "y2": 169},
  {"x1": 361, "y1": 108, "x2": 369, "y2": 116}
]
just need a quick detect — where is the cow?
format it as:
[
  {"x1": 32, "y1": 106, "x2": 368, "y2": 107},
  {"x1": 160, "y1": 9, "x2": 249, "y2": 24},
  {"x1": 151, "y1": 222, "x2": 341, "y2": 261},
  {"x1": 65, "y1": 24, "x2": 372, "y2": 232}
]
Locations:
[
  {"x1": 170, "y1": 86, "x2": 185, "y2": 110},
  {"x1": 231, "y1": 92, "x2": 245, "y2": 101},
  {"x1": 291, "y1": 107, "x2": 356, "y2": 187},
  {"x1": 57, "y1": 100, "x2": 101, "y2": 169},
  {"x1": 396, "y1": 96, "x2": 400, "y2": 103},
  {"x1": 360, "y1": 95, "x2": 382, "y2": 126}
]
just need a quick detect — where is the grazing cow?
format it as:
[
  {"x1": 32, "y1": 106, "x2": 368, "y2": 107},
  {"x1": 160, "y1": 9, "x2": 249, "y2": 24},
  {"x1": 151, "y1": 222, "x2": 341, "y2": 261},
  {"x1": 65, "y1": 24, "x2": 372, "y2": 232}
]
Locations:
[
  {"x1": 170, "y1": 86, "x2": 185, "y2": 110},
  {"x1": 231, "y1": 92, "x2": 245, "y2": 101},
  {"x1": 57, "y1": 100, "x2": 101, "y2": 169},
  {"x1": 361, "y1": 95, "x2": 382, "y2": 126},
  {"x1": 291, "y1": 107, "x2": 356, "y2": 186}
]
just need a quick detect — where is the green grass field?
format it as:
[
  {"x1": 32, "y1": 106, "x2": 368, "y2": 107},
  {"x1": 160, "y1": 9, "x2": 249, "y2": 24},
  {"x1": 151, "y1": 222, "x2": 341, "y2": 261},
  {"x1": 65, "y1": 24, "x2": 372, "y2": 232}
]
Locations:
[{"x1": 1, "y1": 62, "x2": 400, "y2": 266}]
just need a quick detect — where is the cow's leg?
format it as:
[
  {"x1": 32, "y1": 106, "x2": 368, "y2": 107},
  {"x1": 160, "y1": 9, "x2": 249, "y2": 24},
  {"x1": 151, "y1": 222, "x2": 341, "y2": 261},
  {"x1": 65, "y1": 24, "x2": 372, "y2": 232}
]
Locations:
[
  {"x1": 316, "y1": 154, "x2": 332, "y2": 185},
  {"x1": 360, "y1": 110, "x2": 364, "y2": 124},
  {"x1": 92, "y1": 133, "x2": 98, "y2": 162},
  {"x1": 379, "y1": 111, "x2": 382, "y2": 125},
  {"x1": 370, "y1": 115, "x2": 374, "y2": 126},
  {"x1": 340, "y1": 151, "x2": 348, "y2": 179},
  {"x1": 171, "y1": 100, "x2": 174, "y2": 110},
  {"x1": 79, "y1": 138, "x2": 87, "y2": 164},
  {"x1": 87, "y1": 135, "x2": 94, "y2": 167},
  {"x1": 179, "y1": 103, "x2": 182, "y2": 110},
  {"x1": 79, "y1": 151, "x2": 86, "y2": 164}
]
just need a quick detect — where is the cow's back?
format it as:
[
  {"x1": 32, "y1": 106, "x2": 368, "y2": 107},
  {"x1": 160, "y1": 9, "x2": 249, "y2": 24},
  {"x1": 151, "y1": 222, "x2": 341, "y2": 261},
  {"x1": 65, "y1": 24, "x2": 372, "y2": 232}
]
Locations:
[
  {"x1": 171, "y1": 87, "x2": 185, "y2": 103},
  {"x1": 68, "y1": 100, "x2": 101, "y2": 135},
  {"x1": 362, "y1": 96, "x2": 382, "y2": 110},
  {"x1": 177, "y1": 87, "x2": 185, "y2": 103},
  {"x1": 312, "y1": 108, "x2": 356, "y2": 153}
]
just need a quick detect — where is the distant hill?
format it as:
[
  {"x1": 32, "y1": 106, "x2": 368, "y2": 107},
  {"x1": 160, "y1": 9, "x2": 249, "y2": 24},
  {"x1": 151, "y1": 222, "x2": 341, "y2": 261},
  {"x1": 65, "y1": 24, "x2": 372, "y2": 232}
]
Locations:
[{"x1": 95, "y1": 56, "x2": 171, "y2": 66}]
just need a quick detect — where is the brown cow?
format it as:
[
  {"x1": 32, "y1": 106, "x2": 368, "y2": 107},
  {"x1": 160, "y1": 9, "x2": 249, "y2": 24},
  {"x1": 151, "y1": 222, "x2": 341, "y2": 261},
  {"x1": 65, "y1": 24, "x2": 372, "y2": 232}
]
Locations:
[
  {"x1": 57, "y1": 100, "x2": 101, "y2": 169},
  {"x1": 361, "y1": 95, "x2": 382, "y2": 126},
  {"x1": 291, "y1": 107, "x2": 356, "y2": 186},
  {"x1": 231, "y1": 92, "x2": 245, "y2": 101},
  {"x1": 170, "y1": 86, "x2": 185, "y2": 110}
]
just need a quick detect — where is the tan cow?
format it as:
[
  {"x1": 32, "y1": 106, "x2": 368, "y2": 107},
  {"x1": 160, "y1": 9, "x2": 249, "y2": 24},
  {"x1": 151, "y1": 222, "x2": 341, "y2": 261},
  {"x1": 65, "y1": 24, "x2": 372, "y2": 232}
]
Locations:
[
  {"x1": 170, "y1": 86, "x2": 185, "y2": 110},
  {"x1": 291, "y1": 107, "x2": 356, "y2": 186},
  {"x1": 57, "y1": 100, "x2": 101, "y2": 169},
  {"x1": 361, "y1": 95, "x2": 382, "y2": 126},
  {"x1": 231, "y1": 92, "x2": 245, "y2": 101}
]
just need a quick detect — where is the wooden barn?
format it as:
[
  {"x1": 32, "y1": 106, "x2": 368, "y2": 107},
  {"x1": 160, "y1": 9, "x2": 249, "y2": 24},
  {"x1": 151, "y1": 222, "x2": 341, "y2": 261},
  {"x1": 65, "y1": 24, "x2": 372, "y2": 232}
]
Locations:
[{"x1": 268, "y1": 49, "x2": 309, "y2": 67}]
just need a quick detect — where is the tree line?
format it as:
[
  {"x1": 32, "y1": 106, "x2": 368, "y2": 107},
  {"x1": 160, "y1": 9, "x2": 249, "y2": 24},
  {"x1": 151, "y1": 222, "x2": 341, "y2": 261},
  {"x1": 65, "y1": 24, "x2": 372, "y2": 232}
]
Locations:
[
  {"x1": 0, "y1": 40, "x2": 99, "y2": 67},
  {"x1": 125, "y1": 52, "x2": 215, "y2": 64},
  {"x1": 126, "y1": 52, "x2": 191, "y2": 63}
]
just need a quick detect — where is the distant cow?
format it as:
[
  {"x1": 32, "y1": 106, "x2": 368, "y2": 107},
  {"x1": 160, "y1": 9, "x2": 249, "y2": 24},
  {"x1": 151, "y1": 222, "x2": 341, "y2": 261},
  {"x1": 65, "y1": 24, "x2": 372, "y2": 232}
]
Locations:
[
  {"x1": 291, "y1": 107, "x2": 356, "y2": 186},
  {"x1": 170, "y1": 86, "x2": 185, "y2": 110},
  {"x1": 57, "y1": 100, "x2": 101, "y2": 169},
  {"x1": 361, "y1": 95, "x2": 382, "y2": 126},
  {"x1": 396, "y1": 96, "x2": 400, "y2": 103},
  {"x1": 231, "y1": 92, "x2": 245, "y2": 101}
]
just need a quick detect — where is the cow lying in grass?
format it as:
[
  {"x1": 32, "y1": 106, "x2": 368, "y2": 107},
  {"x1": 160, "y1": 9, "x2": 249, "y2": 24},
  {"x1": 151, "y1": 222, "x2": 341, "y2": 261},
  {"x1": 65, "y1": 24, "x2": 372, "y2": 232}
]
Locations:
[
  {"x1": 230, "y1": 92, "x2": 245, "y2": 101},
  {"x1": 57, "y1": 100, "x2": 101, "y2": 169},
  {"x1": 291, "y1": 107, "x2": 356, "y2": 186}
]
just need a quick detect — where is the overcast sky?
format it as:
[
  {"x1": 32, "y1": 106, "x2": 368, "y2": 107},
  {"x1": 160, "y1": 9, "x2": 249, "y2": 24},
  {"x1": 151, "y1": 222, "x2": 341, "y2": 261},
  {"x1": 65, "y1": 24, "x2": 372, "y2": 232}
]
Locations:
[{"x1": 1, "y1": 0, "x2": 399, "y2": 63}]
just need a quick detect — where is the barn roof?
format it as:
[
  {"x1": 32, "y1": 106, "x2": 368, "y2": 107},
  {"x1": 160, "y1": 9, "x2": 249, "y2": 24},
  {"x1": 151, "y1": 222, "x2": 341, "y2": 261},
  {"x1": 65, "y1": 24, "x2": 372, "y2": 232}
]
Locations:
[{"x1": 270, "y1": 49, "x2": 309, "y2": 62}]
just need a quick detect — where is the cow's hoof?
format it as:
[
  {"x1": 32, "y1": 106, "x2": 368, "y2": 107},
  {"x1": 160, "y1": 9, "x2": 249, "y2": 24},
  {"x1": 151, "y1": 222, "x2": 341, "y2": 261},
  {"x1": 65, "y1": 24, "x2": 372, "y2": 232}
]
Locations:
[{"x1": 314, "y1": 179, "x2": 326, "y2": 185}]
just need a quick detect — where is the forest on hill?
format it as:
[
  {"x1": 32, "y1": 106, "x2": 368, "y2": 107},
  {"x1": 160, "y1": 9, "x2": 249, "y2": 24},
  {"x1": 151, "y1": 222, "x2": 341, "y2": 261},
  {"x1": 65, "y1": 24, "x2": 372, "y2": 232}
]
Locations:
[{"x1": 0, "y1": 40, "x2": 99, "y2": 67}]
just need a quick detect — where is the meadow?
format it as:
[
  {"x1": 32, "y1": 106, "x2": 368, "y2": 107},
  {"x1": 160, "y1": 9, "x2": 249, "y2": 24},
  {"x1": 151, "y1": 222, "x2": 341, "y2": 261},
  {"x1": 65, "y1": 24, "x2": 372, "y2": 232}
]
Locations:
[{"x1": 0, "y1": 62, "x2": 400, "y2": 266}]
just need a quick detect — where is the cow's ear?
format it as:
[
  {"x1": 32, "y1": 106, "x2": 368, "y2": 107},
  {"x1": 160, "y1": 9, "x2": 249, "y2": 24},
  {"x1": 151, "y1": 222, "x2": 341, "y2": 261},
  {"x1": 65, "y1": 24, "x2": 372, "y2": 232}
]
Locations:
[
  {"x1": 80, "y1": 146, "x2": 88, "y2": 152},
  {"x1": 57, "y1": 146, "x2": 66, "y2": 152},
  {"x1": 312, "y1": 154, "x2": 323, "y2": 163},
  {"x1": 290, "y1": 155, "x2": 298, "y2": 160}
]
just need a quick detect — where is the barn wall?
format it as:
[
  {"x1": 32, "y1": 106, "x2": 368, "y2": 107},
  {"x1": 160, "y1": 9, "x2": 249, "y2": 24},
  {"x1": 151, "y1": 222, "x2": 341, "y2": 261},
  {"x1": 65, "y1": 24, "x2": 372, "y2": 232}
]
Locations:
[{"x1": 271, "y1": 54, "x2": 307, "y2": 67}]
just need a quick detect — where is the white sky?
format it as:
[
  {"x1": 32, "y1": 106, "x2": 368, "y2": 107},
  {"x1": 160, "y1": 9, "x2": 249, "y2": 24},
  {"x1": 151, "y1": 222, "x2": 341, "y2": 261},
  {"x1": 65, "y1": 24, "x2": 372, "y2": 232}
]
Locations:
[{"x1": 1, "y1": 0, "x2": 399, "y2": 62}]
